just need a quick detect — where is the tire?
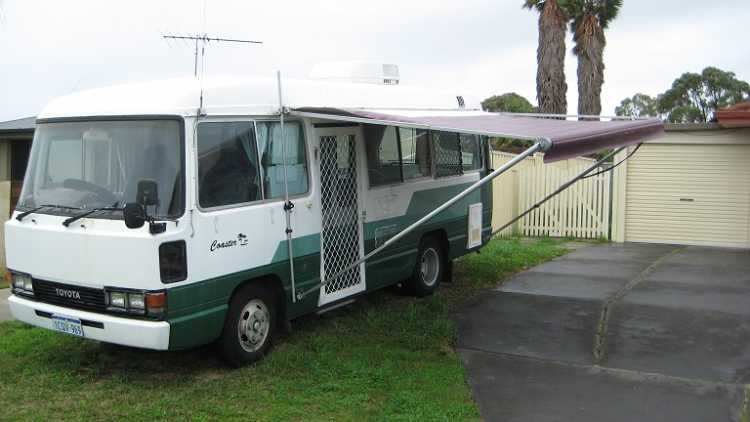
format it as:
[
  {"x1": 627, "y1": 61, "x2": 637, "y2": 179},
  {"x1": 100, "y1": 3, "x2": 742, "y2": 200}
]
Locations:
[
  {"x1": 220, "y1": 283, "x2": 277, "y2": 367},
  {"x1": 405, "y1": 236, "x2": 444, "y2": 297}
]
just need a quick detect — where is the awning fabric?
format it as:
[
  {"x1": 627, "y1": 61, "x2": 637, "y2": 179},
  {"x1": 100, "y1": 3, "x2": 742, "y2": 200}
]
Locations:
[{"x1": 291, "y1": 107, "x2": 664, "y2": 163}]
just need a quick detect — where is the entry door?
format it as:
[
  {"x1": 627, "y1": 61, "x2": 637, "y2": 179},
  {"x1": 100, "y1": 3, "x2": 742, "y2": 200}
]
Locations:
[{"x1": 317, "y1": 128, "x2": 366, "y2": 305}]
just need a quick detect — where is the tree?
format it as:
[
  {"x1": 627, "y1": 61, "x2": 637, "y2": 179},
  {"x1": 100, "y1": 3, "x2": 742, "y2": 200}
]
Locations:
[
  {"x1": 482, "y1": 93, "x2": 535, "y2": 113},
  {"x1": 523, "y1": 0, "x2": 569, "y2": 115},
  {"x1": 657, "y1": 67, "x2": 750, "y2": 123},
  {"x1": 483, "y1": 93, "x2": 536, "y2": 152},
  {"x1": 566, "y1": 0, "x2": 622, "y2": 117},
  {"x1": 614, "y1": 93, "x2": 658, "y2": 118}
]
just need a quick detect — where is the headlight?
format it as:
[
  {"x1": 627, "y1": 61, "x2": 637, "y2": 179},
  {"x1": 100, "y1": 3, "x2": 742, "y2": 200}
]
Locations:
[
  {"x1": 10, "y1": 272, "x2": 34, "y2": 296},
  {"x1": 109, "y1": 291, "x2": 126, "y2": 308},
  {"x1": 105, "y1": 289, "x2": 166, "y2": 318},
  {"x1": 128, "y1": 293, "x2": 145, "y2": 310}
]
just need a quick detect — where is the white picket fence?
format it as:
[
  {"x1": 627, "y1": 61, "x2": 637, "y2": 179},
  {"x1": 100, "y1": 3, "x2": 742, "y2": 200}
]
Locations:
[{"x1": 491, "y1": 151, "x2": 611, "y2": 239}]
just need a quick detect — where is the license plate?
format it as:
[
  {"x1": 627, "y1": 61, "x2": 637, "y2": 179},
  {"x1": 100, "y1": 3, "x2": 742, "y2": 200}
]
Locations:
[{"x1": 51, "y1": 314, "x2": 84, "y2": 337}]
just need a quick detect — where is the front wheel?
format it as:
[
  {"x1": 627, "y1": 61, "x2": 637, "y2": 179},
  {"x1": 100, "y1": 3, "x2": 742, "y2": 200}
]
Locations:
[
  {"x1": 220, "y1": 283, "x2": 277, "y2": 367},
  {"x1": 405, "y1": 237, "x2": 444, "y2": 297}
]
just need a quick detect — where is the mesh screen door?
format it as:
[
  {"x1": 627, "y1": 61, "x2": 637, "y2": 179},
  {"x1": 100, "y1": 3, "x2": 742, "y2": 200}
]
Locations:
[{"x1": 318, "y1": 129, "x2": 365, "y2": 305}]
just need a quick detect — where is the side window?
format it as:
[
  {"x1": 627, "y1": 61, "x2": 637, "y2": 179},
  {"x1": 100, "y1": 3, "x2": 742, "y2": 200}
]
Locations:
[
  {"x1": 256, "y1": 121, "x2": 309, "y2": 198},
  {"x1": 433, "y1": 131, "x2": 462, "y2": 177},
  {"x1": 399, "y1": 128, "x2": 431, "y2": 180},
  {"x1": 364, "y1": 124, "x2": 402, "y2": 186},
  {"x1": 197, "y1": 122, "x2": 261, "y2": 208},
  {"x1": 460, "y1": 134, "x2": 483, "y2": 172}
]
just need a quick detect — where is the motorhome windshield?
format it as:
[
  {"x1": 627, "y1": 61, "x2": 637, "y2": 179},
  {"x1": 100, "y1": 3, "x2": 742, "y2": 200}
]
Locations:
[{"x1": 18, "y1": 119, "x2": 183, "y2": 218}]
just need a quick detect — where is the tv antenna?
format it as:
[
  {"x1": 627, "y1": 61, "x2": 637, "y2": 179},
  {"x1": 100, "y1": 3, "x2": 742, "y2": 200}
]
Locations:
[
  {"x1": 162, "y1": 33, "x2": 262, "y2": 114},
  {"x1": 162, "y1": 34, "x2": 263, "y2": 77}
]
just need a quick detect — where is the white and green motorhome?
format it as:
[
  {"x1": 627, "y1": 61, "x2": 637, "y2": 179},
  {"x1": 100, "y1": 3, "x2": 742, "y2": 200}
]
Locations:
[
  {"x1": 6, "y1": 70, "x2": 497, "y2": 365},
  {"x1": 6, "y1": 64, "x2": 663, "y2": 365}
]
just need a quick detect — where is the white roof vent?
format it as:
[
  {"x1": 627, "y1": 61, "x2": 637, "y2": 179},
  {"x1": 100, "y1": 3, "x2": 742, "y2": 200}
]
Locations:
[{"x1": 310, "y1": 61, "x2": 400, "y2": 85}]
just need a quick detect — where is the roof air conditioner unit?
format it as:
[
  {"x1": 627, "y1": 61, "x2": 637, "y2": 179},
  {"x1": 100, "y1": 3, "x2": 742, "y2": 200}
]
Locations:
[{"x1": 310, "y1": 61, "x2": 400, "y2": 85}]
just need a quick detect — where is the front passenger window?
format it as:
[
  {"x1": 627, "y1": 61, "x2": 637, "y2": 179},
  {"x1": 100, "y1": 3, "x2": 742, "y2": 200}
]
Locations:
[{"x1": 197, "y1": 122, "x2": 261, "y2": 208}]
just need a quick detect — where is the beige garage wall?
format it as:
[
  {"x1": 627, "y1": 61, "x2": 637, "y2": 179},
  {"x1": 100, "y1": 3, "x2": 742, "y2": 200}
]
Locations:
[
  {"x1": 0, "y1": 140, "x2": 10, "y2": 272},
  {"x1": 612, "y1": 125, "x2": 750, "y2": 248}
]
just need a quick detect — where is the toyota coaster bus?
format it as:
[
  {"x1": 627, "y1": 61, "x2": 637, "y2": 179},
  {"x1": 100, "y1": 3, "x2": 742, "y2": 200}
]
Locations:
[{"x1": 6, "y1": 71, "x2": 494, "y2": 365}]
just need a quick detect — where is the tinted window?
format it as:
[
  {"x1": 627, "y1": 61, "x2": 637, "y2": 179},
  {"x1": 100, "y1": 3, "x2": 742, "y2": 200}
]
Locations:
[
  {"x1": 433, "y1": 131, "x2": 462, "y2": 177},
  {"x1": 256, "y1": 121, "x2": 308, "y2": 198},
  {"x1": 197, "y1": 122, "x2": 261, "y2": 208},
  {"x1": 460, "y1": 134, "x2": 483, "y2": 171},
  {"x1": 399, "y1": 128, "x2": 431, "y2": 180},
  {"x1": 364, "y1": 124, "x2": 402, "y2": 186}
]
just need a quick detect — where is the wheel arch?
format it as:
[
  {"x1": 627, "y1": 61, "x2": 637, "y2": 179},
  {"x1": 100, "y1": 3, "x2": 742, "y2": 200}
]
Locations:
[
  {"x1": 227, "y1": 273, "x2": 288, "y2": 330},
  {"x1": 422, "y1": 228, "x2": 449, "y2": 258}
]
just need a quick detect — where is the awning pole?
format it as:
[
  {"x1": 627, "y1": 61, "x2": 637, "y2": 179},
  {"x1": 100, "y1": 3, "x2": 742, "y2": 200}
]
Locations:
[
  {"x1": 297, "y1": 139, "x2": 550, "y2": 300},
  {"x1": 277, "y1": 71, "x2": 297, "y2": 303},
  {"x1": 491, "y1": 146, "x2": 626, "y2": 237}
]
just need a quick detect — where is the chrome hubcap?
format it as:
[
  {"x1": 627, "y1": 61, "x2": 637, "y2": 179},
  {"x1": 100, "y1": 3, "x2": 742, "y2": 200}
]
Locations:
[
  {"x1": 420, "y1": 247, "x2": 440, "y2": 287},
  {"x1": 237, "y1": 299, "x2": 270, "y2": 353}
]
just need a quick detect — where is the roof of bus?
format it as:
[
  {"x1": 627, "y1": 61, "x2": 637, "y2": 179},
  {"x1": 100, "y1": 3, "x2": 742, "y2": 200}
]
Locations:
[{"x1": 37, "y1": 76, "x2": 482, "y2": 120}]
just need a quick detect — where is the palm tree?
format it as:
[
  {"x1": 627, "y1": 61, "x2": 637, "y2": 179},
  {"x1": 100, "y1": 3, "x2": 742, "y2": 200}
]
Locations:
[
  {"x1": 566, "y1": 0, "x2": 622, "y2": 117},
  {"x1": 523, "y1": 0, "x2": 569, "y2": 115}
]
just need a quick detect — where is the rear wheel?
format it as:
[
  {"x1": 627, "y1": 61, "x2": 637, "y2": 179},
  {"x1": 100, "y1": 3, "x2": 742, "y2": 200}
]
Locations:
[
  {"x1": 405, "y1": 237, "x2": 444, "y2": 297},
  {"x1": 220, "y1": 283, "x2": 276, "y2": 367}
]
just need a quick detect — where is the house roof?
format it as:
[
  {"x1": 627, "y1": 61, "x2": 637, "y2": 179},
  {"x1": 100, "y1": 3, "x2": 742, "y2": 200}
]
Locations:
[
  {"x1": 716, "y1": 101, "x2": 750, "y2": 128},
  {"x1": 0, "y1": 116, "x2": 36, "y2": 134}
]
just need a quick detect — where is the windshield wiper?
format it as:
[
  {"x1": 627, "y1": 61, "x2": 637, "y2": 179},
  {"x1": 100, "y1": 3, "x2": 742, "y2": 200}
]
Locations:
[
  {"x1": 62, "y1": 207, "x2": 121, "y2": 227},
  {"x1": 16, "y1": 204, "x2": 83, "y2": 222}
]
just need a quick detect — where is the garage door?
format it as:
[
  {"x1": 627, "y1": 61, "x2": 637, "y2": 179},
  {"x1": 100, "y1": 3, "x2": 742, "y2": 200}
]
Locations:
[{"x1": 625, "y1": 143, "x2": 750, "y2": 247}]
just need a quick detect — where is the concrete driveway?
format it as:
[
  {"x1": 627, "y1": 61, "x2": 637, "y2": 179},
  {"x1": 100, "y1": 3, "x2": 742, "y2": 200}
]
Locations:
[{"x1": 455, "y1": 243, "x2": 750, "y2": 422}]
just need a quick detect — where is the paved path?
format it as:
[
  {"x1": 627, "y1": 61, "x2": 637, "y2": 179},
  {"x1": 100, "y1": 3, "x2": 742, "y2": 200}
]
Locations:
[
  {"x1": 455, "y1": 242, "x2": 750, "y2": 422},
  {"x1": 0, "y1": 288, "x2": 11, "y2": 322}
]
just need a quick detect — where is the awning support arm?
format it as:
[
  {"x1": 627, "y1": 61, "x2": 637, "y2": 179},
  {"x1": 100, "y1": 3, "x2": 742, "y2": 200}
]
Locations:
[
  {"x1": 277, "y1": 71, "x2": 297, "y2": 303},
  {"x1": 491, "y1": 146, "x2": 626, "y2": 238},
  {"x1": 296, "y1": 139, "x2": 551, "y2": 301}
]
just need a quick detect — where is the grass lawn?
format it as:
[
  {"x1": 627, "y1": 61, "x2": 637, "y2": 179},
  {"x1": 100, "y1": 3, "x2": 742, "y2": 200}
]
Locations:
[{"x1": 0, "y1": 237, "x2": 567, "y2": 421}]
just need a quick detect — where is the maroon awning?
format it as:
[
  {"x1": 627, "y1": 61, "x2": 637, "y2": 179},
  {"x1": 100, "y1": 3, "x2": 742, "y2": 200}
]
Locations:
[{"x1": 291, "y1": 107, "x2": 664, "y2": 163}]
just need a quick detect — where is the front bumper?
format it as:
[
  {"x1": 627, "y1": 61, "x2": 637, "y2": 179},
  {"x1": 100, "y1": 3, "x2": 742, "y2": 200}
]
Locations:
[{"x1": 8, "y1": 294, "x2": 170, "y2": 350}]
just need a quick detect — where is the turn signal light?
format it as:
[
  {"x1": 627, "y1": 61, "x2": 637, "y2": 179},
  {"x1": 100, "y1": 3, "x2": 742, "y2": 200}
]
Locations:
[{"x1": 146, "y1": 292, "x2": 166, "y2": 317}]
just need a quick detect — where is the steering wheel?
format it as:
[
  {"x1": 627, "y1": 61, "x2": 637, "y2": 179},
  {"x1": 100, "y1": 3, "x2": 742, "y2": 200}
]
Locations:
[{"x1": 62, "y1": 178, "x2": 117, "y2": 205}]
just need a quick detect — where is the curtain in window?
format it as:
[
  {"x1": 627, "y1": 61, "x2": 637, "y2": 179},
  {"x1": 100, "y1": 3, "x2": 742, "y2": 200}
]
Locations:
[{"x1": 257, "y1": 121, "x2": 308, "y2": 198}]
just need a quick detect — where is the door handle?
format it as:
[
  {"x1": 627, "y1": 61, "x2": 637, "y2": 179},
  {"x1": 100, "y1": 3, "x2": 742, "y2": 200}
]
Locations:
[{"x1": 679, "y1": 198, "x2": 694, "y2": 202}]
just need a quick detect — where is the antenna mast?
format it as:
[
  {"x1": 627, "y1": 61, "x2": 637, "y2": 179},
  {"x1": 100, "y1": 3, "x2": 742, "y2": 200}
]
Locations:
[{"x1": 162, "y1": 33, "x2": 262, "y2": 114}]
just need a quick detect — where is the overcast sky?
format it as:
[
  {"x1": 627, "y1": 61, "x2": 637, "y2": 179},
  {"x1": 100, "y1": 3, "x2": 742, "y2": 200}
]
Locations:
[{"x1": 1, "y1": 0, "x2": 748, "y2": 121}]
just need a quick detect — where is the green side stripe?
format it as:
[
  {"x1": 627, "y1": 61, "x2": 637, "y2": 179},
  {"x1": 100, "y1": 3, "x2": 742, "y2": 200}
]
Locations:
[{"x1": 166, "y1": 178, "x2": 492, "y2": 350}]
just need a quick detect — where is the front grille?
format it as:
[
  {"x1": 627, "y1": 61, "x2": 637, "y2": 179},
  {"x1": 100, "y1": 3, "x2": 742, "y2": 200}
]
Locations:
[{"x1": 32, "y1": 279, "x2": 106, "y2": 313}]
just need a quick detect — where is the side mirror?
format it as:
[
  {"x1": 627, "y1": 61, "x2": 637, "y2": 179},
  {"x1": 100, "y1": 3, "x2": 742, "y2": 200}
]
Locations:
[
  {"x1": 123, "y1": 203, "x2": 146, "y2": 229},
  {"x1": 136, "y1": 179, "x2": 159, "y2": 206}
]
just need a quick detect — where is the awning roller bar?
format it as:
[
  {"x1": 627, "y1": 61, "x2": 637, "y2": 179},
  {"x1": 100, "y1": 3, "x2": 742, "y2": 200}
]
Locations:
[{"x1": 288, "y1": 110, "x2": 544, "y2": 142}]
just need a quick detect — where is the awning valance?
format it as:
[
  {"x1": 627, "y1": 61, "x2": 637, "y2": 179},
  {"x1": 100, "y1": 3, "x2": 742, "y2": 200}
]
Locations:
[{"x1": 290, "y1": 107, "x2": 664, "y2": 163}]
